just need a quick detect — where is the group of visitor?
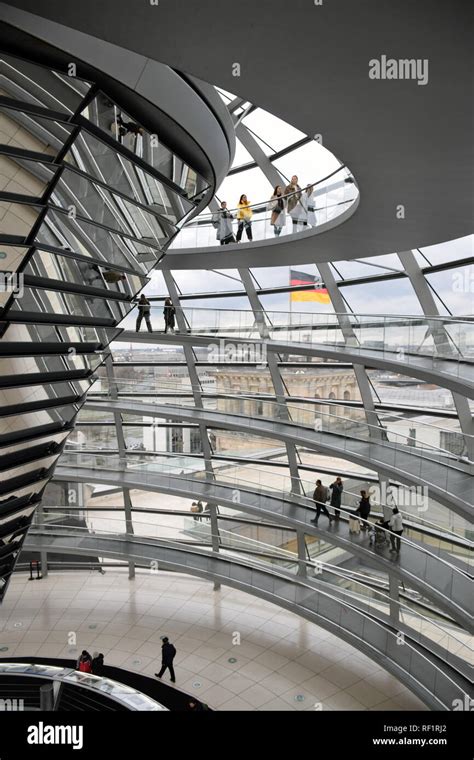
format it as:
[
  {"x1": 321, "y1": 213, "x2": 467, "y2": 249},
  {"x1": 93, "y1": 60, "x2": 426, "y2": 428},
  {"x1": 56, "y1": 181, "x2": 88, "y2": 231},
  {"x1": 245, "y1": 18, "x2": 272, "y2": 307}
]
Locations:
[
  {"x1": 190, "y1": 500, "x2": 211, "y2": 522},
  {"x1": 212, "y1": 175, "x2": 317, "y2": 244},
  {"x1": 310, "y1": 476, "x2": 404, "y2": 553},
  {"x1": 76, "y1": 650, "x2": 105, "y2": 675},
  {"x1": 135, "y1": 294, "x2": 176, "y2": 333}
]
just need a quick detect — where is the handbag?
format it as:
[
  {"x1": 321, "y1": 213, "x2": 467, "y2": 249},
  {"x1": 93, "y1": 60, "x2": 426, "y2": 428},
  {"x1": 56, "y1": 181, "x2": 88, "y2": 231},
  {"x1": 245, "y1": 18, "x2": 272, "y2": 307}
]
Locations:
[{"x1": 349, "y1": 516, "x2": 361, "y2": 534}]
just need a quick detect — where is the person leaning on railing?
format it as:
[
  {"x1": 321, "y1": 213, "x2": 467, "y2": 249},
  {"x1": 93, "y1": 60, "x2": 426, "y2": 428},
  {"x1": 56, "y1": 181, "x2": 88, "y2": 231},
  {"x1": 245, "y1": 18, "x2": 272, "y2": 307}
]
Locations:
[{"x1": 236, "y1": 194, "x2": 253, "y2": 241}]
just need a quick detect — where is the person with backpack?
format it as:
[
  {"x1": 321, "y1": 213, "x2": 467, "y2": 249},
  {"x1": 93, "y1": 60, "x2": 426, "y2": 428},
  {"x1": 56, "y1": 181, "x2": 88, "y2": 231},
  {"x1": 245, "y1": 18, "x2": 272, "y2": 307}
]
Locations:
[
  {"x1": 155, "y1": 636, "x2": 177, "y2": 683},
  {"x1": 136, "y1": 294, "x2": 153, "y2": 333},
  {"x1": 76, "y1": 650, "x2": 92, "y2": 673},
  {"x1": 163, "y1": 297, "x2": 176, "y2": 333},
  {"x1": 310, "y1": 479, "x2": 333, "y2": 525}
]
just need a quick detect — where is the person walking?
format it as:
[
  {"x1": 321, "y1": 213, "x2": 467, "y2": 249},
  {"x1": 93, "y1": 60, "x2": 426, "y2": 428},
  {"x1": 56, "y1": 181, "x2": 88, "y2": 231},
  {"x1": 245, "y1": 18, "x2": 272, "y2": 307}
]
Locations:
[
  {"x1": 155, "y1": 636, "x2": 177, "y2": 683},
  {"x1": 268, "y1": 185, "x2": 286, "y2": 236},
  {"x1": 284, "y1": 175, "x2": 306, "y2": 232},
  {"x1": 136, "y1": 294, "x2": 153, "y2": 333},
  {"x1": 236, "y1": 194, "x2": 253, "y2": 242},
  {"x1": 302, "y1": 184, "x2": 317, "y2": 227},
  {"x1": 212, "y1": 201, "x2": 235, "y2": 245},
  {"x1": 389, "y1": 506, "x2": 404, "y2": 553},
  {"x1": 163, "y1": 297, "x2": 176, "y2": 333},
  {"x1": 310, "y1": 479, "x2": 333, "y2": 525},
  {"x1": 91, "y1": 652, "x2": 105, "y2": 676},
  {"x1": 329, "y1": 477, "x2": 344, "y2": 520},
  {"x1": 355, "y1": 490, "x2": 371, "y2": 531}
]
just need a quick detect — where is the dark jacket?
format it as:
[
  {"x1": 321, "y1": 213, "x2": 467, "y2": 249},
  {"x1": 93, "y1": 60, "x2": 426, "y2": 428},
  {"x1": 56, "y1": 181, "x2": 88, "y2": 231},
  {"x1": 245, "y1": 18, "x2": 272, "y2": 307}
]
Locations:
[
  {"x1": 330, "y1": 482, "x2": 343, "y2": 508},
  {"x1": 163, "y1": 304, "x2": 175, "y2": 326},
  {"x1": 138, "y1": 299, "x2": 150, "y2": 315},
  {"x1": 91, "y1": 655, "x2": 105, "y2": 676},
  {"x1": 312, "y1": 485, "x2": 327, "y2": 504},
  {"x1": 356, "y1": 497, "x2": 371, "y2": 520},
  {"x1": 162, "y1": 642, "x2": 176, "y2": 665}
]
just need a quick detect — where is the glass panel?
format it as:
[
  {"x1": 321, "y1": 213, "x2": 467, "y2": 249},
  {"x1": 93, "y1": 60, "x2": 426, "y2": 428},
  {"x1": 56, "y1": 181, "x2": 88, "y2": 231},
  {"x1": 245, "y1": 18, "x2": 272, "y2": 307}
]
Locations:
[
  {"x1": 426, "y1": 266, "x2": 474, "y2": 315},
  {"x1": 0, "y1": 352, "x2": 100, "y2": 377},
  {"x1": 0, "y1": 106, "x2": 73, "y2": 156},
  {"x1": 80, "y1": 92, "x2": 209, "y2": 198},
  {"x1": 419, "y1": 235, "x2": 473, "y2": 266},
  {"x1": 241, "y1": 108, "x2": 306, "y2": 152},
  {"x1": 64, "y1": 130, "x2": 194, "y2": 222},
  {"x1": 0, "y1": 244, "x2": 29, "y2": 272},
  {"x1": 0, "y1": 154, "x2": 56, "y2": 197},
  {"x1": 35, "y1": 209, "x2": 160, "y2": 274},
  {"x1": 0, "y1": 53, "x2": 91, "y2": 114},
  {"x1": 231, "y1": 138, "x2": 254, "y2": 169},
  {"x1": 73, "y1": 424, "x2": 118, "y2": 449},
  {"x1": 50, "y1": 167, "x2": 177, "y2": 244},
  {"x1": 25, "y1": 248, "x2": 147, "y2": 297},
  {"x1": 9, "y1": 286, "x2": 132, "y2": 323},
  {"x1": 0, "y1": 379, "x2": 89, "y2": 408},
  {"x1": 340, "y1": 279, "x2": 424, "y2": 315},
  {"x1": 272, "y1": 140, "x2": 342, "y2": 183},
  {"x1": 0, "y1": 320, "x2": 116, "y2": 348},
  {"x1": 0, "y1": 403, "x2": 78, "y2": 436},
  {"x1": 0, "y1": 200, "x2": 40, "y2": 236}
]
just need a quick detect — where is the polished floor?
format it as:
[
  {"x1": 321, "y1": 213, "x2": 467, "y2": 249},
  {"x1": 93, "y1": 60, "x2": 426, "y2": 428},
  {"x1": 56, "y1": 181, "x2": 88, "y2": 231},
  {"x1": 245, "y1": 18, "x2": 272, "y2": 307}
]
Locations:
[{"x1": 0, "y1": 570, "x2": 427, "y2": 711}]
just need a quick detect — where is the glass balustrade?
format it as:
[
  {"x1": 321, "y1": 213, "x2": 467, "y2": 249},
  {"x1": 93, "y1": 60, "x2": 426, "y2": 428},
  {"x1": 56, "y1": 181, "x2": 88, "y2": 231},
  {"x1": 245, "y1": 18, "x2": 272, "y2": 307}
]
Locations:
[
  {"x1": 85, "y1": 377, "x2": 473, "y2": 502},
  {"x1": 57, "y1": 447, "x2": 474, "y2": 594},
  {"x1": 90, "y1": 375, "x2": 470, "y2": 462},
  {"x1": 135, "y1": 307, "x2": 474, "y2": 364}
]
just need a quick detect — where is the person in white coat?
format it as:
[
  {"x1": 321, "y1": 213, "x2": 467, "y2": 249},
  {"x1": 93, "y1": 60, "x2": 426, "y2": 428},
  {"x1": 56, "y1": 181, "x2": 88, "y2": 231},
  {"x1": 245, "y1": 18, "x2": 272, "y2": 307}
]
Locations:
[
  {"x1": 212, "y1": 201, "x2": 235, "y2": 245},
  {"x1": 388, "y1": 507, "x2": 404, "y2": 553},
  {"x1": 302, "y1": 184, "x2": 317, "y2": 227}
]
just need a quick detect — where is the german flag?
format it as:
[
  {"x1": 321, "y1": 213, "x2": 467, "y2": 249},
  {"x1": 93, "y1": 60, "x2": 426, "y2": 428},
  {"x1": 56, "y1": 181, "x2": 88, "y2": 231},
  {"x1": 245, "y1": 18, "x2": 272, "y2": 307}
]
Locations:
[{"x1": 290, "y1": 269, "x2": 330, "y2": 303}]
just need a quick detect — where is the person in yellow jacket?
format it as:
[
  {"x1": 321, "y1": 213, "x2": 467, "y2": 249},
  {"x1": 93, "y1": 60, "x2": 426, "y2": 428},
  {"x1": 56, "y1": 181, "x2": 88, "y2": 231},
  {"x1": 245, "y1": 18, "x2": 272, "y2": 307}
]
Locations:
[{"x1": 236, "y1": 194, "x2": 253, "y2": 242}]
